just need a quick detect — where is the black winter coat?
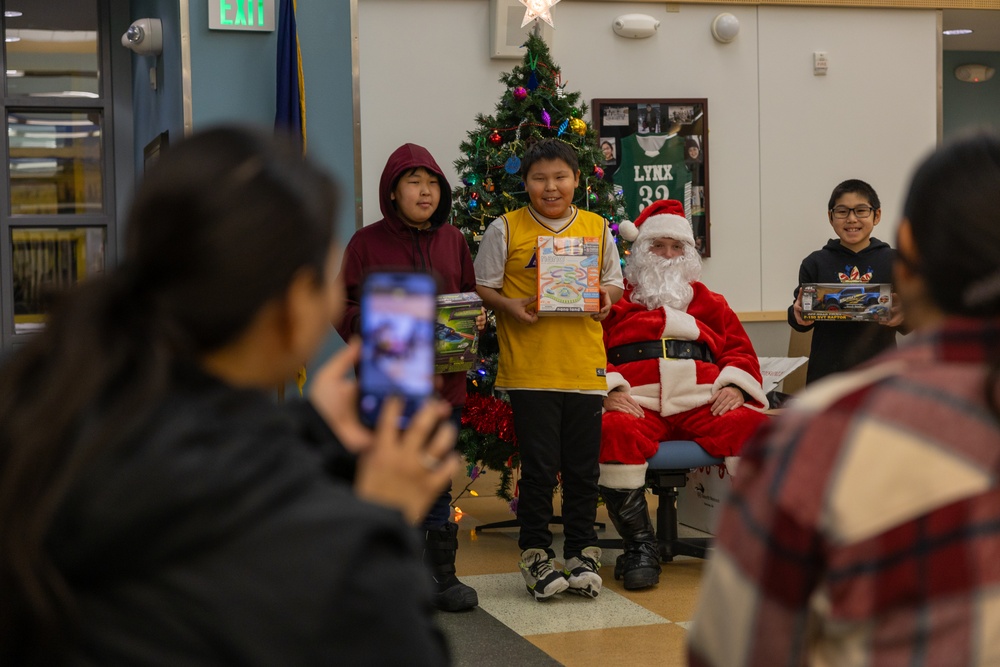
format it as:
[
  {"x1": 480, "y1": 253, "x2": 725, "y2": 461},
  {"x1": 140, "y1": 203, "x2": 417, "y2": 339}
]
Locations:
[{"x1": 48, "y1": 366, "x2": 448, "y2": 666}]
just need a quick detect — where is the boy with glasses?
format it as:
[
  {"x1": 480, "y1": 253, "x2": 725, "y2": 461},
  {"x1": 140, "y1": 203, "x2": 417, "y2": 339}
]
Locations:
[{"x1": 788, "y1": 179, "x2": 905, "y2": 384}]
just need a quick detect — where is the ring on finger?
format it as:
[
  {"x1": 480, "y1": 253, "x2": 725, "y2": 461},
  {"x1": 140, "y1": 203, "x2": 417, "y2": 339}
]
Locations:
[{"x1": 421, "y1": 454, "x2": 441, "y2": 471}]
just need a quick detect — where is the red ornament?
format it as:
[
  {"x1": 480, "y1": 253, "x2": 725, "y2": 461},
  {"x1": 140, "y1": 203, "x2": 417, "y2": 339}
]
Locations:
[
  {"x1": 594, "y1": 165, "x2": 605, "y2": 179},
  {"x1": 470, "y1": 192, "x2": 479, "y2": 200},
  {"x1": 489, "y1": 131, "x2": 503, "y2": 146}
]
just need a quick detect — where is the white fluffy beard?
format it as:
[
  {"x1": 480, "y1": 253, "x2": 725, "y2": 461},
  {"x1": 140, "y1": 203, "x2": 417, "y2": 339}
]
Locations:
[{"x1": 625, "y1": 241, "x2": 703, "y2": 311}]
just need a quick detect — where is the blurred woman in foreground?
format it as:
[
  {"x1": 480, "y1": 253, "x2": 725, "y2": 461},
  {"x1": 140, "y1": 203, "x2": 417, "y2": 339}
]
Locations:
[{"x1": 0, "y1": 127, "x2": 455, "y2": 665}]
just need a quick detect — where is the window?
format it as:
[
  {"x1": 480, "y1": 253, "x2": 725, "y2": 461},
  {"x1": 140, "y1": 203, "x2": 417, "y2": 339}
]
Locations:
[{"x1": 1, "y1": 0, "x2": 121, "y2": 349}]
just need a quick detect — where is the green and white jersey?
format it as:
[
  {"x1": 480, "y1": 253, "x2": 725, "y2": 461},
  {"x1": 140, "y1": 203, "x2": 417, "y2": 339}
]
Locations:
[{"x1": 613, "y1": 133, "x2": 692, "y2": 221}]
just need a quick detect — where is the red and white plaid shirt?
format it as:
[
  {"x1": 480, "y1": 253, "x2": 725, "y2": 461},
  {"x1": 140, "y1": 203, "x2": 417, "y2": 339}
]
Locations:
[{"x1": 689, "y1": 317, "x2": 1000, "y2": 666}]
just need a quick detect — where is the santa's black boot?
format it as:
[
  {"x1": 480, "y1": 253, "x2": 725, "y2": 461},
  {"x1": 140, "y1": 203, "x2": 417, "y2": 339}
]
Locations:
[
  {"x1": 424, "y1": 522, "x2": 478, "y2": 612},
  {"x1": 600, "y1": 485, "x2": 661, "y2": 590}
]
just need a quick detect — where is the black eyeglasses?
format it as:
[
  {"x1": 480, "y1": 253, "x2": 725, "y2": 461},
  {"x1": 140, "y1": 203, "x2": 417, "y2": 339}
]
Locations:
[{"x1": 830, "y1": 205, "x2": 875, "y2": 220}]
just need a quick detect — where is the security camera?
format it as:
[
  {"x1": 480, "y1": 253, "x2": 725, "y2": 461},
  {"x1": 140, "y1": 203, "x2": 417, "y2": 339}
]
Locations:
[{"x1": 122, "y1": 18, "x2": 162, "y2": 56}]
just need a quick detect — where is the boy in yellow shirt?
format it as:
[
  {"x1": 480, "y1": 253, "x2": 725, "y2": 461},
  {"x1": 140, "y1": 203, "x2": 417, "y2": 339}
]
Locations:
[{"x1": 474, "y1": 139, "x2": 624, "y2": 600}]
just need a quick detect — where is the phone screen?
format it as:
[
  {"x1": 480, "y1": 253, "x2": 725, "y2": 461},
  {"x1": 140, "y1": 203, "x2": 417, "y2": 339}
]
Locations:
[{"x1": 358, "y1": 272, "x2": 436, "y2": 428}]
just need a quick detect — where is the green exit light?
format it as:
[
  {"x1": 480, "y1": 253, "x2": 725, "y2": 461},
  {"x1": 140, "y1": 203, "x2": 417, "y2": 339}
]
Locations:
[{"x1": 209, "y1": 0, "x2": 274, "y2": 32}]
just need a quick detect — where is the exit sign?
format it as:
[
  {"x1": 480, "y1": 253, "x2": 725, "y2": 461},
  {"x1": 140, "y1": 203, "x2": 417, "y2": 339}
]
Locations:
[{"x1": 209, "y1": 0, "x2": 275, "y2": 31}]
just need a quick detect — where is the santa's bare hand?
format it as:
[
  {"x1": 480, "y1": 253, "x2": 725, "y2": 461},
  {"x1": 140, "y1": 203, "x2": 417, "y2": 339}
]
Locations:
[
  {"x1": 591, "y1": 286, "x2": 613, "y2": 321},
  {"x1": 603, "y1": 388, "x2": 645, "y2": 418},
  {"x1": 710, "y1": 386, "x2": 744, "y2": 416}
]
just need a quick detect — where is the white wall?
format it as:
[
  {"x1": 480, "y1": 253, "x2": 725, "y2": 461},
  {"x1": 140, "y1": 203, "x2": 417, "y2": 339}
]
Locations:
[{"x1": 357, "y1": 0, "x2": 938, "y2": 313}]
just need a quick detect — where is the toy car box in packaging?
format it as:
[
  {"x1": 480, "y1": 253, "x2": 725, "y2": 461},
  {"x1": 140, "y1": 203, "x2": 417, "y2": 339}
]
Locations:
[
  {"x1": 434, "y1": 292, "x2": 482, "y2": 374},
  {"x1": 536, "y1": 236, "x2": 601, "y2": 315},
  {"x1": 800, "y1": 283, "x2": 892, "y2": 322}
]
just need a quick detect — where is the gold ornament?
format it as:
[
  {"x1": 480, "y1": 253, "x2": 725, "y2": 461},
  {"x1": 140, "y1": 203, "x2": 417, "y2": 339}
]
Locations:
[{"x1": 569, "y1": 118, "x2": 587, "y2": 135}]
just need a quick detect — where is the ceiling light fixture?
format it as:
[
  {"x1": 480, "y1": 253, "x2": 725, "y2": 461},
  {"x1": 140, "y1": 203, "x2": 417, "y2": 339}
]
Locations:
[
  {"x1": 943, "y1": 28, "x2": 974, "y2": 36},
  {"x1": 4, "y1": 10, "x2": 22, "y2": 18}
]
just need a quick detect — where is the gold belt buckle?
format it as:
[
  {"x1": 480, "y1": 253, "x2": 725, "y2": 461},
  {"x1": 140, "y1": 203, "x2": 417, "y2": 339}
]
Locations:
[{"x1": 661, "y1": 338, "x2": 673, "y2": 360}]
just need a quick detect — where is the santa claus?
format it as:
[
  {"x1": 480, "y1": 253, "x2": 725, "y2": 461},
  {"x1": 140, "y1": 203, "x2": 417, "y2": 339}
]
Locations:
[{"x1": 600, "y1": 199, "x2": 768, "y2": 590}]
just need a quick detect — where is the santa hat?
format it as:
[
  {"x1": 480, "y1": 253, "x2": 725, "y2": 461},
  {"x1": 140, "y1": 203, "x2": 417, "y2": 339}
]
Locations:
[{"x1": 618, "y1": 199, "x2": 694, "y2": 247}]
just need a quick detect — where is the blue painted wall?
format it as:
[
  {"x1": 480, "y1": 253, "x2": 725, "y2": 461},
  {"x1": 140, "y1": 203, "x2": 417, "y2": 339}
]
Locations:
[
  {"x1": 126, "y1": 0, "x2": 355, "y2": 247},
  {"x1": 124, "y1": 0, "x2": 356, "y2": 384},
  {"x1": 188, "y1": 4, "x2": 278, "y2": 130},
  {"x1": 943, "y1": 50, "x2": 1000, "y2": 139},
  {"x1": 127, "y1": 0, "x2": 185, "y2": 176}
]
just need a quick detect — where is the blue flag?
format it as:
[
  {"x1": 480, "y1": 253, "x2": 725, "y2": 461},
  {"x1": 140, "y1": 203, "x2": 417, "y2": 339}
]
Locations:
[{"x1": 275, "y1": 0, "x2": 306, "y2": 153}]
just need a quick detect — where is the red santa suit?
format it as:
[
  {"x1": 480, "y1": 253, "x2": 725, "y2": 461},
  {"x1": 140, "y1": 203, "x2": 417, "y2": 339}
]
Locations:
[{"x1": 599, "y1": 202, "x2": 769, "y2": 491}]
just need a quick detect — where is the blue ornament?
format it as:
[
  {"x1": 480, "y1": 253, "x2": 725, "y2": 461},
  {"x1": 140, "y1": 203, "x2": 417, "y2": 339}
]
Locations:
[
  {"x1": 527, "y1": 71, "x2": 539, "y2": 90},
  {"x1": 468, "y1": 199, "x2": 479, "y2": 210},
  {"x1": 557, "y1": 119, "x2": 569, "y2": 137},
  {"x1": 504, "y1": 156, "x2": 521, "y2": 174}
]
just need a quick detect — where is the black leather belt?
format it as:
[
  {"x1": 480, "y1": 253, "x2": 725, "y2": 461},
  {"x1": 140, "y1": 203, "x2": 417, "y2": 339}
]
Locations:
[{"x1": 608, "y1": 339, "x2": 715, "y2": 365}]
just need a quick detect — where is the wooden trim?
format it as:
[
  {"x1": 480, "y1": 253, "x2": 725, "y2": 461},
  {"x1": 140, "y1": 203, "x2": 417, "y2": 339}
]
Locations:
[
  {"x1": 736, "y1": 310, "x2": 788, "y2": 322},
  {"x1": 179, "y1": 0, "x2": 193, "y2": 136},
  {"x1": 569, "y1": 0, "x2": 1000, "y2": 8}
]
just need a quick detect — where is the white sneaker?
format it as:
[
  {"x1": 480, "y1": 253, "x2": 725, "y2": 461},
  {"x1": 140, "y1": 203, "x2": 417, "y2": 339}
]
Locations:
[
  {"x1": 564, "y1": 546, "x2": 602, "y2": 598},
  {"x1": 519, "y1": 548, "x2": 569, "y2": 601}
]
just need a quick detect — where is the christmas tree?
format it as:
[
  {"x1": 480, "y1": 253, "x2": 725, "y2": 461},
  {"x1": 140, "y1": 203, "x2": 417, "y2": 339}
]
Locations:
[
  {"x1": 451, "y1": 32, "x2": 627, "y2": 506},
  {"x1": 451, "y1": 33, "x2": 627, "y2": 258}
]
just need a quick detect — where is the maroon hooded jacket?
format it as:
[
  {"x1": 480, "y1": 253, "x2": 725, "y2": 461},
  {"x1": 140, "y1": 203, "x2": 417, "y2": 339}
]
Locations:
[{"x1": 334, "y1": 143, "x2": 476, "y2": 407}]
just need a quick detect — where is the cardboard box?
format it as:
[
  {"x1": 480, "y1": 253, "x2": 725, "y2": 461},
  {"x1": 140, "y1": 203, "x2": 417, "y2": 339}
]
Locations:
[
  {"x1": 677, "y1": 463, "x2": 734, "y2": 535},
  {"x1": 801, "y1": 283, "x2": 892, "y2": 322},
  {"x1": 536, "y1": 236, "x2": 601, "y2": 314},
  {"x1": 434, "y1": 293, "x2": 482, "y2": 374}
]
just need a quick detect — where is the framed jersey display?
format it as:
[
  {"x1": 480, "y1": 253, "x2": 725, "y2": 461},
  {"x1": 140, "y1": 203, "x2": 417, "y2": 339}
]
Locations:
[{"x1": 592, "y1": 99, "x2": 710, "y2": 257}]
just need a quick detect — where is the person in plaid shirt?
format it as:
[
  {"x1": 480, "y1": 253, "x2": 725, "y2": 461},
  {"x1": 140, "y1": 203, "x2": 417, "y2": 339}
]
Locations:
[{"x1": 689, "y1": 132, "x2": 1000, "y2": 666}]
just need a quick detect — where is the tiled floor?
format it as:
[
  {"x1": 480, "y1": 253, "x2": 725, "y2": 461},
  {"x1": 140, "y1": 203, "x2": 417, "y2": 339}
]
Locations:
[{"x1": 436, "y1": 467, "x2": 711, "y2": 667}]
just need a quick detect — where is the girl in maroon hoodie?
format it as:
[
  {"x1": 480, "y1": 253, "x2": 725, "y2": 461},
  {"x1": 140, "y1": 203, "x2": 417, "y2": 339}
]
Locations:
[{"x1": 335, "y1": 143, "x2": 480, "y2": 612}]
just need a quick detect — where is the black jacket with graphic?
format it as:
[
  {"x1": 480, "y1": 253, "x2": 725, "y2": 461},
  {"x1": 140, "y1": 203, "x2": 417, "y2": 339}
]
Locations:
[{"x1": 787, "y1": 237, "x2": 899, "y2": 385}]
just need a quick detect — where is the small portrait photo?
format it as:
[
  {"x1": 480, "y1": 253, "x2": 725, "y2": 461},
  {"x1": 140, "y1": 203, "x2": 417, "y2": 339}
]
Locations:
[
  {"x1": 637, "y1": 103, "x2": 661, "y2": 134},
  {"x1": 602, "y1": 105, "x2": 630, "y2": 127},
  {"x1": 684, "y1": 136, "x2": 703, "y2": 164},
  {"x1": 599, "y1": 137, "x2": 616, "y2": 164}
]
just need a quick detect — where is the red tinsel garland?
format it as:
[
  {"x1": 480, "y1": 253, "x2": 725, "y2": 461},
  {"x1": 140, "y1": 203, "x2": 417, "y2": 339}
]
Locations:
[{"x1": 462, "y1": 394, "x2": 518, "y2": 447}]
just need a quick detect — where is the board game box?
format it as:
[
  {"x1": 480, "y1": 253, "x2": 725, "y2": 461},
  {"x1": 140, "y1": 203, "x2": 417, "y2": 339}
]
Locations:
[{"x1": 536, "y1": 236, "x2": 601, "y2": 315}]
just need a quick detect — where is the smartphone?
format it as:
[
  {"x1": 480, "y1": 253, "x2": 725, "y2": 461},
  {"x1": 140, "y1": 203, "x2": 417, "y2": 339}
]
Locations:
[{"x1": 358, "y1": 271, "x2": 437, "y2": 429}]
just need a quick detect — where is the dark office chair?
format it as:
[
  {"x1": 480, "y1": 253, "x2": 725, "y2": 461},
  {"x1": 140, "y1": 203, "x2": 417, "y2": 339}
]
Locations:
[{"x1": 644, "y1": 440, "x2": 723, "y2": 560}]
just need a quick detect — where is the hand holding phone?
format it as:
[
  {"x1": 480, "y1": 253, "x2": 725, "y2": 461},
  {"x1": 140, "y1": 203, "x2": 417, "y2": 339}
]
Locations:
[
  {"x1": 354, "y1": 395, "x2": 459, "y2": 525},
  {"x1": 358, "y1": 272, "x2": 436, "y2": 429},
  {"x1": 309, "y1": 338, "x2": 372, "y2": 454}
]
